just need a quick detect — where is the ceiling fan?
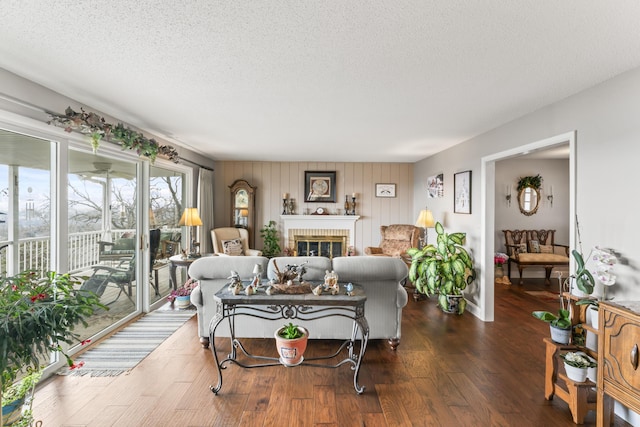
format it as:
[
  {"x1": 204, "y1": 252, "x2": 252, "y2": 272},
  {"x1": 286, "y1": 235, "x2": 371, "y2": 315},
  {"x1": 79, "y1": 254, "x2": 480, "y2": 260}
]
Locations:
[{"x1": 75, "y1": 162, "x2": 132, "y2": 179}]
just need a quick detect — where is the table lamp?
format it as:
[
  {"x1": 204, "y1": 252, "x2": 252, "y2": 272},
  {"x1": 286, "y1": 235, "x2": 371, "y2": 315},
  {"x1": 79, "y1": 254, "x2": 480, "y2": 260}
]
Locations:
[
  {"x1": 179, "y1": 207, "x2": 203, "y2": 258},
  {"x1": 415, "y1": 208, "x2": 435, "y2": 248}
]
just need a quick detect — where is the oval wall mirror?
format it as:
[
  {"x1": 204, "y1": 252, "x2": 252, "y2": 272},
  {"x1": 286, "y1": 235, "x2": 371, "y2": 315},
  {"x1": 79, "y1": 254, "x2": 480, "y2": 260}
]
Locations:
[{"x1": 518, "y1": 186, "x2": 540, "y2": 216}]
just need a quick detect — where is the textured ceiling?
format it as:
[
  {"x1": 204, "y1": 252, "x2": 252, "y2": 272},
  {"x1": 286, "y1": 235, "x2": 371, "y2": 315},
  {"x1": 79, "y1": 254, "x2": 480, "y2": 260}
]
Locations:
[{"x1": 2, "y1": 1, "x2": 640, "y2": 162}]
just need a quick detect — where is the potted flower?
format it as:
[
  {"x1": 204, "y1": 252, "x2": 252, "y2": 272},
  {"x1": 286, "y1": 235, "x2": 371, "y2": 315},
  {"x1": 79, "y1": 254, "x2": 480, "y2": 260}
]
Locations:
[
  {"x1": 1, "y1": 369, "x2": 42, "y2": 426},
  {"x1": 167, "y1": 278, "x2": 198, "y2": 309},
  {"x1": 560, "y1": 351, "x2": 597, "y2": 383},
  {"x1": 532, "y1": 308, "x2": 572, "y2": 344},
  {"x1": 494, "y1": 252, "x2": 510, "y2": 284},
  {"x1": 407, "y1": 222, "x2": 476, "y2": 314},
  {"x1": 0, "y1": 270, "x2": 105, "y2": 426},
  {"x1": 274, "y1": 322, "x2": 309, "y2": 366},
  {"x1": 575, "y1": 246, "x2": 618, "y2": 329}
]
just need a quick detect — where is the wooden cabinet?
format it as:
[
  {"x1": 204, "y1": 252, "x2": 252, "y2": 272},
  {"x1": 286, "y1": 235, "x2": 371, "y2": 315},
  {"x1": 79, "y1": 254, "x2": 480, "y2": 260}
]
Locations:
[{"x1": 597, "y1": 301, "x2": 640, "y2": 427}]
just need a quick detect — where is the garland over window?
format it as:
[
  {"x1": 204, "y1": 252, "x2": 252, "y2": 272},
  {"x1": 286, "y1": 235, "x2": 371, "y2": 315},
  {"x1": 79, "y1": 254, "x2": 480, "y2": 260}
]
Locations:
[
  {"x1": 517, "y1": 174, "x2": 542, "y2": 191},
  {"x1": 47, "y1": 107, "x2": 179, "y2": 163}
]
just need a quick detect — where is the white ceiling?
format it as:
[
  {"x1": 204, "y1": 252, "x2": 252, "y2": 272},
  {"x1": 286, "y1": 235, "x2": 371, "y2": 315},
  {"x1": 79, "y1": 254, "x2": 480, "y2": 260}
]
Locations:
[{"x1": 2, "y1": 1, "x2": 640, "y2": 163}]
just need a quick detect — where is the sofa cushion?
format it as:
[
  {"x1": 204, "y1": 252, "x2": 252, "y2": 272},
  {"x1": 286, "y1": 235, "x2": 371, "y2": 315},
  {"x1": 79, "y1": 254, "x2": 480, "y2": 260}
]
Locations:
[
  {"x1": 222, "y1": 239, "x2": 243, "y2": 256},
  {"x1": 540, "y1": 244, "x2": 554, "y2": 254},
  {"x1": 528, "y1": 240, "x2": 540, "y2": 253},
  {"x1": 517, "y1": 243, "x2": 528, "y2": 253}
]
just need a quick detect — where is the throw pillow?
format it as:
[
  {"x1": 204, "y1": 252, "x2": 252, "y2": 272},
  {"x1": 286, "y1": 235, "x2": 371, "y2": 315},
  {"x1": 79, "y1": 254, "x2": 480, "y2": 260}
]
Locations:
[
  {"x1": 222, "y1": 239, "x2": 244, "y2": 256},
  {"x1": 540, "y1": 244, "x2": 554, "y2": 254},
  {"x1": 528, "y1": 240, "x2": 540, "y2": 253},
  {"x1": 517, "y1": 242, "x2": 528, "y2": 254}
]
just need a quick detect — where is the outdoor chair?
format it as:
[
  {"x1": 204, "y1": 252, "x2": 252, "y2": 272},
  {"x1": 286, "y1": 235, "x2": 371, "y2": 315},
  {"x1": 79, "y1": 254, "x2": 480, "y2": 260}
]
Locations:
[{"x1": 80, "y1": 256, "x2": 136, "y2": 306}]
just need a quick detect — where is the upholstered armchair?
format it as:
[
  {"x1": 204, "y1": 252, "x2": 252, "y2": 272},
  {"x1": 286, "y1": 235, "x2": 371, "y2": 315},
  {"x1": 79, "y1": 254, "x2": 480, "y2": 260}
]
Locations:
[
  {"x1": 211, "y1": 227, "x2": 262, "y2": 256},
  {"x1": 364, "y1": 224, "x2": 420, "y2": 262}
]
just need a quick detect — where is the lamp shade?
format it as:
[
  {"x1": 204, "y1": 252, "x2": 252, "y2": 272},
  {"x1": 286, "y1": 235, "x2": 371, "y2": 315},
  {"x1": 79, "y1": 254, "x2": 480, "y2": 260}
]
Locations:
[
  {"x1": 415, "y1": 209, "x2": 435, "y2": 228},
  {"x1": 239, "y1": 208, "x2": 249, "y2": 218},
  {"x1": 178, "y1": 208, "x2": 203, "y2": 227}
]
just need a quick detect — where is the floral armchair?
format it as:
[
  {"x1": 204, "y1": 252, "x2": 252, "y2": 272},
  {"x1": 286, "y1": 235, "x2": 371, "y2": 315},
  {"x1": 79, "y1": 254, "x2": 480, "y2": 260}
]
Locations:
[{"x1": 364, "y1": 224, "x2": 420, "y2": 263}]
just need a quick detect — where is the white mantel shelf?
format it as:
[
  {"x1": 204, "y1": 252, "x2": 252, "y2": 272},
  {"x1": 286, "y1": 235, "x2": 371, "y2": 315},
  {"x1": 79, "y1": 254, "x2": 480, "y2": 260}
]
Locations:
[{"x1": 280, "y1": 215, "x2": 360, "y2": 247}]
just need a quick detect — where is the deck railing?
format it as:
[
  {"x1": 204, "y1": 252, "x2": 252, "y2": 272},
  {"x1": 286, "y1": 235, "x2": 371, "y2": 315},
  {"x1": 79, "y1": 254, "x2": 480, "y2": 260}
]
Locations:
[{"x1": 0, "y1": 229, "x2": 137, "y2": 275}]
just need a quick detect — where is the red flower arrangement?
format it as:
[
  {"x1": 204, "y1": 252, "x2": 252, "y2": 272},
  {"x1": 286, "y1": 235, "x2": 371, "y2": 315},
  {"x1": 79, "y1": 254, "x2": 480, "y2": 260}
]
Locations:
[{"x1": 494, "y1": 252, "x2": 509, "y2": 266}]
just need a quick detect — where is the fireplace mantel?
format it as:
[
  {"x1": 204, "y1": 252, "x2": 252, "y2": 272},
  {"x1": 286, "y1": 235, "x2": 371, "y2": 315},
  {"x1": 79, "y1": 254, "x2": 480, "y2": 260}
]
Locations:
[{"x1": 280, "y1": 215, "x2": 360, "y2": 248}]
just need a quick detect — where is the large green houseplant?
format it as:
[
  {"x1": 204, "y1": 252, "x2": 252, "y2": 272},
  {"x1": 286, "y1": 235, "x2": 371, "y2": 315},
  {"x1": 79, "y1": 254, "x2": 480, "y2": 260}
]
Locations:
[
  {"x1": 407, "y1": 222, "x2": 476, "y2": 314},
  {"x1": 1, "y1": 271, "x2": 105, "y2": 426}
]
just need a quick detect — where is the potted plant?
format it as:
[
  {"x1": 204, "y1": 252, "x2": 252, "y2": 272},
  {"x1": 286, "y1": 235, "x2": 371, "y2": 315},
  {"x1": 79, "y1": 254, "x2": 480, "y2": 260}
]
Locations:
[
  {"x1": 532, "y1": 308, "x2": 572, "y2": 344},
  {"x1": 560, "y1": 351, "x2": 597, "y2": 383},
  {"x1": 0, "y1": 270, "x2": 105, "y2": 426},
  {"x1": 407, "y1": 222, "x2": 476, "y2": 314},
  {"x1": 260, "y1": 220, "x2": 281, "y2": 258},
  {"x1": 274, "y1": 322, "x2": 309, "y2": 366},
  {"x1": 167, "y1": 278, "x2": 198, "y2": 309},
  {"x1": 575, "y1": 246, "x2": 618, "y2": 329},
  {"x1": 1, "y1": 369, "x2": 42, "y2": 426}
]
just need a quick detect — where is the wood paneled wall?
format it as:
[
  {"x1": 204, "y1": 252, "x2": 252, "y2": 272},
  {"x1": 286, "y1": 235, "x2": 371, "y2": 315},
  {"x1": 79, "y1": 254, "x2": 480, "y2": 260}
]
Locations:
[{"x1": 214, "y1": 161, "x2": 414, "y2": 255}]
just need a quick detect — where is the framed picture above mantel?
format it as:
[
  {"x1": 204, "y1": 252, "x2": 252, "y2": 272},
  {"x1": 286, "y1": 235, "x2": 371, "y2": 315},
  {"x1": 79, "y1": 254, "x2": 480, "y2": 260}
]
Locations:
[{"x1": 304, "y1": 171, "x2": 336, "y2": 203}]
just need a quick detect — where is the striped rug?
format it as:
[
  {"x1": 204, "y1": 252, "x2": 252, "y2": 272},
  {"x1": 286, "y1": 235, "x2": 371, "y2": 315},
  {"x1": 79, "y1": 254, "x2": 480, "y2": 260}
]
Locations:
[{"x1": 58, "y1": 310, "x2": 194, "y2": 377}]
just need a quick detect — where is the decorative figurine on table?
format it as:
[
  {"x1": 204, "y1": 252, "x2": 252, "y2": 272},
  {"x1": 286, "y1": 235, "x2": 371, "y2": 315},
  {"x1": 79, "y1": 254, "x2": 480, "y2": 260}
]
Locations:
[
  {"x1": 245, "y1": 284, "x2": 256, "y2": 296},
  {"x1": 227, "y1": 270, "x2": 243, "y2": 294},
  {"x1": 324, "y1": 270, "x2": 339, "y2": 294},
  {"x1": 345, "y1": 282, "x2": 354, "y2": 296},
  {"x1": 312, "y1": 285, "x2": 323, "y2": 296}
]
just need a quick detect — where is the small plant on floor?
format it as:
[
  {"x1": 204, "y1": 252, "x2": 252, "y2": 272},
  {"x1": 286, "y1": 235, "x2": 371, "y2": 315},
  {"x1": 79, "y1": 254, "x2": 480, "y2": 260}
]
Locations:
[
  {"x1": 278, "y1": 322, "x2": 304, "y2": 339},
  {"x1": 167, "y1": 278, "x2": 198, "y2": 303}
]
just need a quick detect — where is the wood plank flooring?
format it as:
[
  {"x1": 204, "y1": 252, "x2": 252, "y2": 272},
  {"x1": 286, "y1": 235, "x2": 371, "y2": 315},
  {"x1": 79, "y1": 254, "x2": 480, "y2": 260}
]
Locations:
[{"x1": 31, "y1": 279, "x2": 632, "y2": 426}]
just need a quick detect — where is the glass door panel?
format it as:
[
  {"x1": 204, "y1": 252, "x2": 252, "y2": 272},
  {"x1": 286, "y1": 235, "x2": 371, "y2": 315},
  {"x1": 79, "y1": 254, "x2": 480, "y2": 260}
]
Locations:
[
  {"x1": 149, "y1": 165, "x2": 184, "y2": 304},
  {"x1": 68, "y1": 150, "x2": 138, "y2": 341}
]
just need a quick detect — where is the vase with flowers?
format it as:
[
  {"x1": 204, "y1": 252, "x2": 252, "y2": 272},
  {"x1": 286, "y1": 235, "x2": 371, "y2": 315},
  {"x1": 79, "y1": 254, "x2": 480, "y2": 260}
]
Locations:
[
  {"x1": 494, "y1": 252, "x2": 510, "y2": 284},
  {"x1": 167, "y1": 277, "x2": 198, "y2": 309},
  {"x1": 560, "y1": 351, "x2": 597, "y2": 383}
]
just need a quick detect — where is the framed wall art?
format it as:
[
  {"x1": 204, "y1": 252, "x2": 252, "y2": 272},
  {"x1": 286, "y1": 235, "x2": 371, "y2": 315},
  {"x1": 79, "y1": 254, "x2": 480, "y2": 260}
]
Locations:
[
  {"x1": 427, "y1": 173, "x2": 444, "y2": 198},
  {"x1": 375, "y1": 183, "x2": 396, "y2": 198},
  {"x1": 304, "y1": 171, "x2": 336, "y2": 202},
  {"x1": 454, "y1": 170, "x2": 472, "y2": 214}
]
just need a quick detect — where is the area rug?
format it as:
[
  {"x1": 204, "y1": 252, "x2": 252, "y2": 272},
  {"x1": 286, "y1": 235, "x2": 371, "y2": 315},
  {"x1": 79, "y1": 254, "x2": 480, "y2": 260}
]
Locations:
[
  {"x1": 524, "y1": 290, "x2": 561, "y2": 302},
  {"x1": 58, "y1": 310, "x2": 194, "y2": 377}
]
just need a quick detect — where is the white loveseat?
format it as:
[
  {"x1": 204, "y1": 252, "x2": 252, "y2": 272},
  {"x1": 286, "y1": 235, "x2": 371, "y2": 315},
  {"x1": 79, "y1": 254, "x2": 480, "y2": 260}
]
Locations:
[{"x1": 189, "y1": 255, "x2": 408, "y2": 350}]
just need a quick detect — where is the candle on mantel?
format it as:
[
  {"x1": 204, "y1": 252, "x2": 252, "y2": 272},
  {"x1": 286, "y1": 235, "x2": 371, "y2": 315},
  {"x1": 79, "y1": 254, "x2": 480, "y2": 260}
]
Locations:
[
  {"x1": 352, "y1": 192, "x2": 356, "y2": 198},
  {"x1": 283, "y1": 193, "x2": 288, "y2": 199}
]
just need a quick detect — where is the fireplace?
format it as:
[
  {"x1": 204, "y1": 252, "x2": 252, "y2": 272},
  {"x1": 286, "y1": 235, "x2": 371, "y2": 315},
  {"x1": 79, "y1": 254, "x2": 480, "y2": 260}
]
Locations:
[
  {"x1": 280, "y1": 215, "x2": 360, "y2": 257},
  {"x1": 294, "y1": 235, "x2": 348, "y2": 258}
]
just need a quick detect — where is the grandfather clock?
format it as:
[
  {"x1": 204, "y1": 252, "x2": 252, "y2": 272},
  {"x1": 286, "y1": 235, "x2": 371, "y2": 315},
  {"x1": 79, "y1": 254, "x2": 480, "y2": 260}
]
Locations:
[{"x1": 229, "y1": 179, "x2": 256, "y2": 247}]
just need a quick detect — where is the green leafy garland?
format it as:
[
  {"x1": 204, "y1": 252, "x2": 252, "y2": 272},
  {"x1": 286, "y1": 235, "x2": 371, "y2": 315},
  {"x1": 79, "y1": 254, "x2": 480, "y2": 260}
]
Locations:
[
  {"x1": 517, "y1": 174, "x2": 543, "y2": 191},
  {"x1": 47, "y1": 107, "x2": 179, "y2": 163}
]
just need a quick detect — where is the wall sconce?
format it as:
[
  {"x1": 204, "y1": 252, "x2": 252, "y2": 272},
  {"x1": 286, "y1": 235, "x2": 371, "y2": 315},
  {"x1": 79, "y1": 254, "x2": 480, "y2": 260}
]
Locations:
[
  {"x1": 505, "y1": 185, "x2": 512, "y2": 207},
  {"x1": 547, "y1": 185, "x2": 554, "y2": 207},
  {"x1": 415, "y1": 208, "x2": 435, "y2": 248},
  {"x1": 179, "y1": 207, "x2": 203, "y2": 258}
]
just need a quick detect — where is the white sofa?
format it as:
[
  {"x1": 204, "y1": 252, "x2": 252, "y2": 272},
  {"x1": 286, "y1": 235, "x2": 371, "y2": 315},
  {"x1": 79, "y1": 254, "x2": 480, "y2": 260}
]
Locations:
[{"x1": 189, "y1": 255, "x2": 408, "y2": 350}]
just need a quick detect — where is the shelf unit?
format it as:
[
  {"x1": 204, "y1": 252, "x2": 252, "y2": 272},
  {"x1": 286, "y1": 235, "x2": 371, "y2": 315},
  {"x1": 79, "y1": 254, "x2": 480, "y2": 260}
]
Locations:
[{"x1": 543, "y1": 293, "x2": 612, "y2": 424}]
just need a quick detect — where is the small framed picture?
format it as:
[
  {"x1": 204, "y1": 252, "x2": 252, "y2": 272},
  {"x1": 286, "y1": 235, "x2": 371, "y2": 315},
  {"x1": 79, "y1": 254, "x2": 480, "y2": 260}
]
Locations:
[
  {"x1": 375, "y1": 183, "x2": 396, "y2": 198},
  {"x1": 454, "y1": 170, "x2": 472, "y2": 214},
  {"x1": 304, "y1": 171, "x2": 336, "y2": 202}
]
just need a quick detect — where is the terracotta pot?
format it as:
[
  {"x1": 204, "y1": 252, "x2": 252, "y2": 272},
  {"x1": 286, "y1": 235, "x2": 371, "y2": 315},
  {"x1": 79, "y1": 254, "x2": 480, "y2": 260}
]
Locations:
[{"x1": 274, "y1": 326, "x2": 309, "y2": 366}]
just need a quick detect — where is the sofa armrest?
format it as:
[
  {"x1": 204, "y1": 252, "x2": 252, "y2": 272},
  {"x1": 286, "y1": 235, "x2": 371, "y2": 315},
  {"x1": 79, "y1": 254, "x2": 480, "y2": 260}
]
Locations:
[
  {"x1": 364, "y1": 246, "x2": 383, "y2": 255},
  {"x1": 190, "y1": 285, "x2": 203, "y2": 308},
  {"x1": 553, "y1": 244, "x2": 569, "y2": 256}
]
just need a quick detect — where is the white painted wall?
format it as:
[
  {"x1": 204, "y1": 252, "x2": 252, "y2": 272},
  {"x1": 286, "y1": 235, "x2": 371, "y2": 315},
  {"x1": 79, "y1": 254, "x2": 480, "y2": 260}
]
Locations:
[{"x1": 414, "y1": 67, "x2": 640, "y2": 424}]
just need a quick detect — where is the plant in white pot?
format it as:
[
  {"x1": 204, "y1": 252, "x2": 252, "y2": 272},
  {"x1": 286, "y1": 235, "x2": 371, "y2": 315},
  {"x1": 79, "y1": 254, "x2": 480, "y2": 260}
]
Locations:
[
  {"x1": 532, "y1": 308, "x2": 572, "y2": 344},
  {"x1": 560, "y1": 351, "x2": 597, "y2": 383},
  {"x1": 575, "y1": 246, "x2": 619, "y2": 329},
  {"x1": 407, "y1": 222, "x2": 476, "y2": 314}
]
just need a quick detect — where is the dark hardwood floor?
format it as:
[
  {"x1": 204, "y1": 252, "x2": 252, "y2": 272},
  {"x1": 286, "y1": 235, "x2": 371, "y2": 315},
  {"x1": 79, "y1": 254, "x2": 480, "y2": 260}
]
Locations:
[{"x1": 31, "y1": 278, "x2": 632, "y2": 426}]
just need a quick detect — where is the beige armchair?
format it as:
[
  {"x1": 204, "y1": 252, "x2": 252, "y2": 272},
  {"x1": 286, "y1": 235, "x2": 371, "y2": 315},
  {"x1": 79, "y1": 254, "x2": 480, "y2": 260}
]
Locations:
[
  {"x1": 211, "y1": 227, "x2": 262, "y2": 256},
  {"x1": 364, "y1": 224, "x2": 420, "y2": 262}
]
